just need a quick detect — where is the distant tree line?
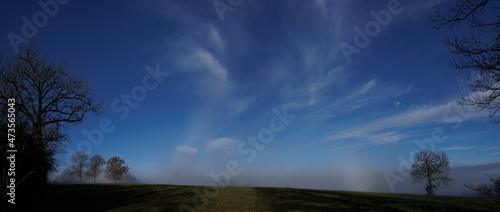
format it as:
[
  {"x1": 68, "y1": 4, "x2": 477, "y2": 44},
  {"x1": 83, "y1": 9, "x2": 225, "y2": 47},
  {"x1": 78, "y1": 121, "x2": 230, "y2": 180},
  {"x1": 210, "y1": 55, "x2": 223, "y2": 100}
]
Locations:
[{"x1": 69, "y1": 152, "x2": 129, "y2": 184}]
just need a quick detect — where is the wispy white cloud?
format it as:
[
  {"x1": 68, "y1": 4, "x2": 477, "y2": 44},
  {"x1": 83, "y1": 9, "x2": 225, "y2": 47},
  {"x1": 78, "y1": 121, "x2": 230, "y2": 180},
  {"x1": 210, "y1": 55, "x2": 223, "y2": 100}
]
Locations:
[
  {"x1": 391, "y1": 84, "x2": 412, "y2": 108},
  {"x1": 360, "y1": 101, "x2": 462, "y2": 132},
  {"x1": 345, "y1": 79, "x2": 377, "y2": 100},
  {"x1": 175, "y1": 44, "x2": 231, "y2": 102},
  {"x1": 440, "y1": 146, "x2": 476, "y2": 151},
  {"x1": 288, "y1": 66, "x2": 344, "y2": 109},
  {"x1": 285, "y1": 70, "x2": 382, "y2": 114},
  {"x1": 368, "y1": 131, "x2": 405, "y2": 145},
  {"x1": 315, "y1": 0, "x2": 328, "y2": 18},
  {"x1": 301, "y1": 45, "x2": 320, "y2": 72},
  {"x1": 330, "y1": 130, "x2": 405, "y2": 146},
  {"x1": 328, "y1": 99, "x2": 480, "y2": 147},
  {"x1": 289, "y1": 78, "x2": 403, "y2": 133},
  {"x1": 394, "y1": 100, "x2": 401, "y2": 107},
  {"x1": 269, "y1": 53, "x2": 336, "y2": 111},
  {"x1": 327, "y1": 78, "x2": 383, "y2": 112},
  {"x1": 191, "y1": 48, "x2": 228, "y2": 82},
  {"x1": 172, "y1": 35, "x2": 259, "y2": 144},
  {"x1": 311, "y1": 67, "x2": 344, "y2": 92},
  {"x1": 230, "y1": 97, "x2": 256, "y2": 116},
  {"x1": 176, "y1": 145, "x2": 199, "y2": 156},
  {"x1": 208, "y1": 23, "x2": 225, "y2": 52},
  {"x1": 206, "y1": 138, "x2": 239, "y2": 157},
  {"x1": 406, "y1": 84, "x2": 414, "y2": 93},
  {"x1": 482, "y1": 145, "x2": 500, "y2": 151},
  {"x1": 287, "y1": 99, "x2": 317, "y2": 109},
  {"x1": 329, "y1": 131, "x2": 368, "y2": 140},
  {"x1": 358, "y1": 79, "x2": 377, "y2": 96}
]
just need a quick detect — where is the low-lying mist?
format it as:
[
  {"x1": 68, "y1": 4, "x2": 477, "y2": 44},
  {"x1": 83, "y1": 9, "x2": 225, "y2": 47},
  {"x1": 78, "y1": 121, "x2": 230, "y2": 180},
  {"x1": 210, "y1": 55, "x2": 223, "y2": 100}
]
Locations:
[{"x1": 131, "y1": 159, "x2": 500, "y2": 196}]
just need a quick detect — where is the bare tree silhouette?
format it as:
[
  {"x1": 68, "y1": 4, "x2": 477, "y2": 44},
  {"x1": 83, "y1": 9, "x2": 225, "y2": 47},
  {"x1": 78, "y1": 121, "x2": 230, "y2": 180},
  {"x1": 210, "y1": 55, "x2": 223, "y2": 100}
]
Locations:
[
  {"x1": 0, "y1": 42, "x2": 102, "y2": 202},
  {"x1": 85, "y1": 154, "x2": 106, "y2": 184},
  {"x1": 71, "y1": 151, "x2": 89, "y2": 184},
  {"x1": 410, "y1": 149, "x2": 452, "y2": 195},
  {"x1": 432, "y1": 0, "x2": 500, "y2": 123}
]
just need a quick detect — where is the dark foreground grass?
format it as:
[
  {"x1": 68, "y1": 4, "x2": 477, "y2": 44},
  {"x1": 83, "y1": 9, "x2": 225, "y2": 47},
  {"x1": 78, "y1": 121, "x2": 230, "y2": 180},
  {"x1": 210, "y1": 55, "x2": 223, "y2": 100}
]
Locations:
[
  {"x1": 255, "y1": 187, "x2": 500, "y2": 211},
  {"x1": 29, "y1": 183, "x2": 500, "y2": 211}
]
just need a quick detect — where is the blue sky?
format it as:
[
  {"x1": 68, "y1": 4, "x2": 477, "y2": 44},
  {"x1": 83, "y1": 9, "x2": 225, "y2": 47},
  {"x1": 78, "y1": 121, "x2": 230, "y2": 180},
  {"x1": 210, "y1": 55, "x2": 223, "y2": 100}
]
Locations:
[{"x1": 1, "y1": 0, "x2": 499, "y2": 194}]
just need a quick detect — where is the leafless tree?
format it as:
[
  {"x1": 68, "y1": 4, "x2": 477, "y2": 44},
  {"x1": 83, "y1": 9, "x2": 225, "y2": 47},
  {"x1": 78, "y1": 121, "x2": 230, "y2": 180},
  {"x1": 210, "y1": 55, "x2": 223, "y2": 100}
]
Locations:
[
  {"x1": 464, "y1": 175, "x2": 500, "y2": 198},
  {"x1": 71, "y1": 151, "x2": 89, "y2": 184},
  {"x1": 476, "y1": 183, "x2": 494, "y2": 197},
  {"x1": 494, "y1": 176, "x2": 500, "y2": 195},
  {"x1": 432, "y1": 0, "x2": 500, "y2": 123},
  {"x1": 410, "y1": 149, "x2": 452, "y2": 195},
  {"x1": 105, "y1": 156, "x2": 129, "y2": 183},
  {"x1": 85, "y1": 155, "x2": 106, "y2": 183},
  {"x1": 0, "y1": 42, "x2": 102, "y2": 200}
]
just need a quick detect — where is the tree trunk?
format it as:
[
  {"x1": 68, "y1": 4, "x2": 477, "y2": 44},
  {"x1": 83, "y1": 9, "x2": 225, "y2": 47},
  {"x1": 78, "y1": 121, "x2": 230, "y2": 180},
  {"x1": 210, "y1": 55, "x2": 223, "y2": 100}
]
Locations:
[
  {"x1": 426, "y1": 184, "x2": 434, "y2": 195},
  {"x1": 426, "y1": 162, "x2": 433, "y2": 196},
  {"x1": 426, "y1": 177, "x2": 434, "y2": 195}
]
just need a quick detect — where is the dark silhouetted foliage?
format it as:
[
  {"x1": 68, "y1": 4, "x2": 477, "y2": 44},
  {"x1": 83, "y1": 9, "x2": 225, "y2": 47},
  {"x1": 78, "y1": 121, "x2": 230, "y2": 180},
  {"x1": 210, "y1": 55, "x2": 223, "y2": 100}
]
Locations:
[
  {"x1": 105, "y1": 156, "x2": 129, "y2": 183},
  {"x1": 0, "y1": 42, "x2": 102, "y2": 204}
]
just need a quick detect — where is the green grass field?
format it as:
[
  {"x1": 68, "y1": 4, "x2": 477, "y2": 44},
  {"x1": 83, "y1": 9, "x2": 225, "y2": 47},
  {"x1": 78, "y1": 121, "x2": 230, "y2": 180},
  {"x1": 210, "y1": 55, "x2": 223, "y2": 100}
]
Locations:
[{"x1": 34, "y1": 184, "x2": 499, "y2": 211}]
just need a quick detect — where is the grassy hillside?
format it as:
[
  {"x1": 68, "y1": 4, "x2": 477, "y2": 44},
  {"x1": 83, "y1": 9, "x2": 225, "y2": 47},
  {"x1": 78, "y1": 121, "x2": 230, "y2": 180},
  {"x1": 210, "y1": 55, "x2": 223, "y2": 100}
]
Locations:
[{"x1": 28, "y1": 184, "x2": 500, "y2": 211}]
